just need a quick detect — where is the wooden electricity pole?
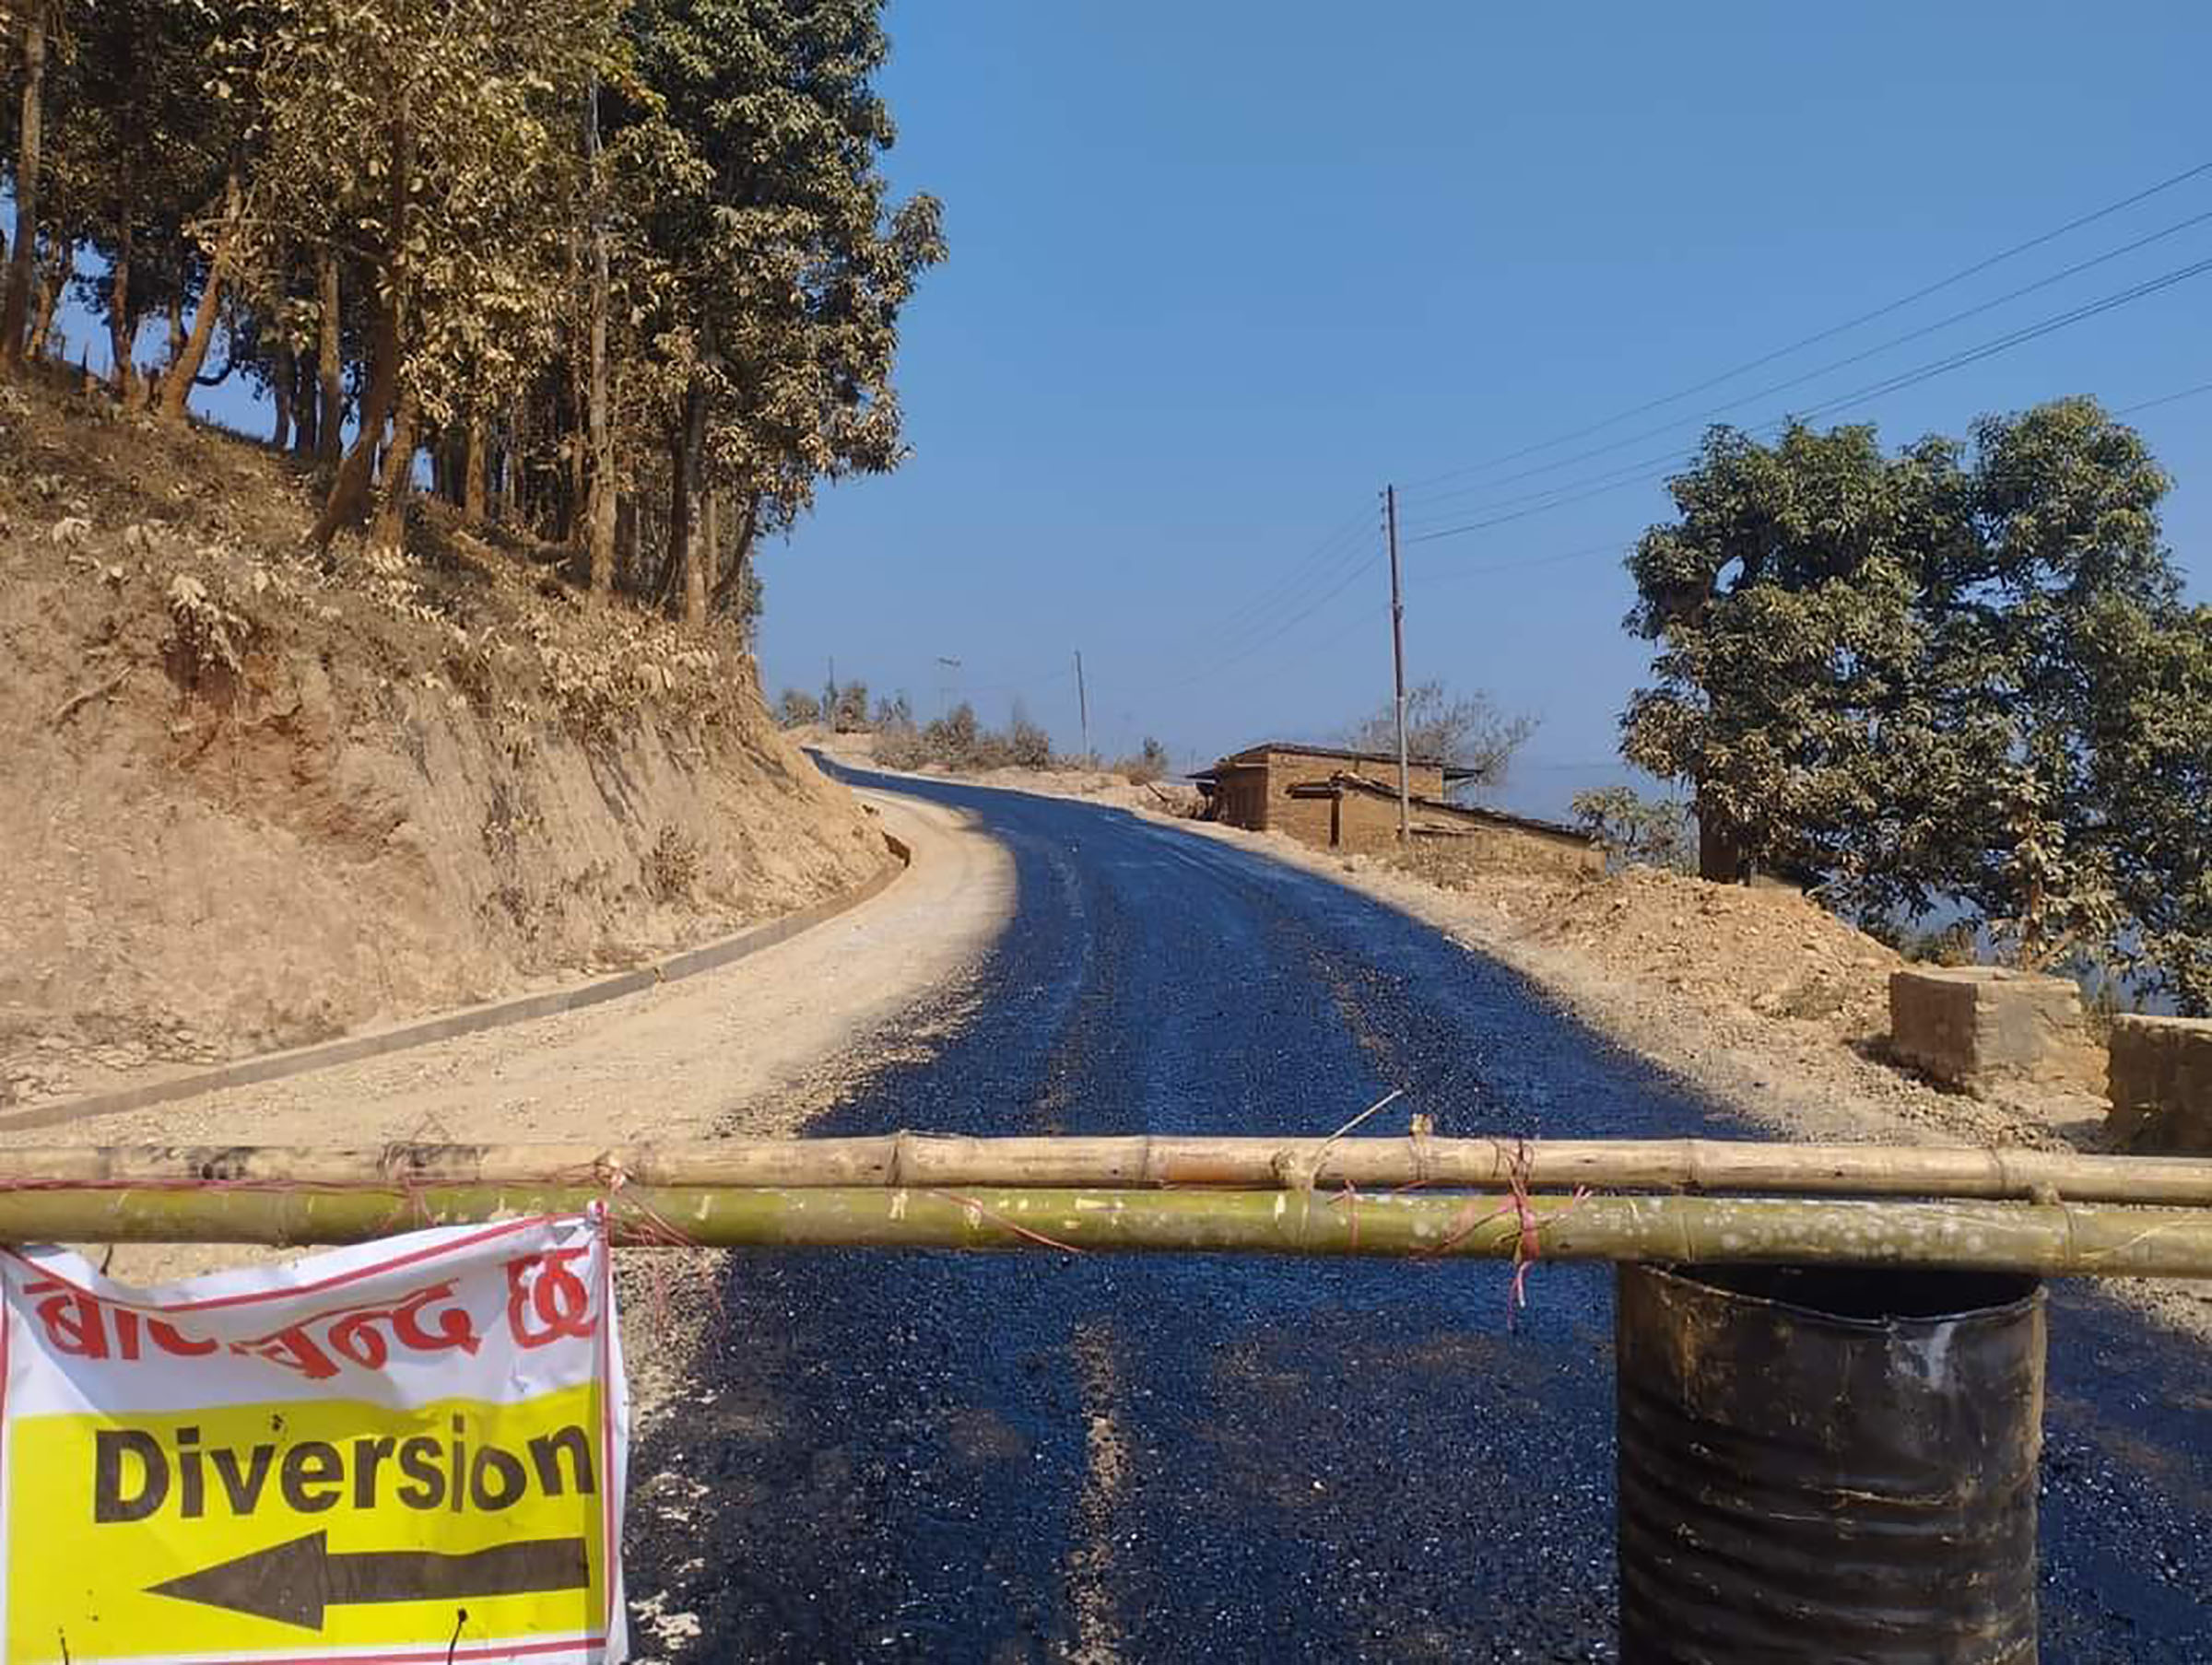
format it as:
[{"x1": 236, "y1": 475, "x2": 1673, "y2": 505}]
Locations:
[
  {"x1": 1075, "y1": 651, "x2": 1089, "y2": 756},
  {"x1": 1386, "y1": 484, "x2": 1408, "y2": 840}
]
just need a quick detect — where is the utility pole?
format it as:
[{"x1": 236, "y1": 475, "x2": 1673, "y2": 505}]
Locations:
[
  {"x1": 1386, "y1": 484, "x2": 1409, "y2": 841},
  {"x1": 1075, "y1": 651, "x2": 1090, "y2": 757}
]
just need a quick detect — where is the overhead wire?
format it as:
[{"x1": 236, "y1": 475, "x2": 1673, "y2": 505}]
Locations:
[
  {"x1": 1398, "y1": 157, "x2": 2212, "y2": 492},
  {"x1": 1405, "y1": 252, "x2": 2212, "y2": 545},
  {"x1": 1400, "y1": 205, "x2": 2212, "y2": 513},
  {"x1": 1151, "y1": 531, "x2": 1386, "y2": 694},
  {"x1": 1194, "y1": 509, "x2": 1376, "y2": 652},
  {"x1": 2116, "y1": 380, "x2": 2212, "y2": 416}
]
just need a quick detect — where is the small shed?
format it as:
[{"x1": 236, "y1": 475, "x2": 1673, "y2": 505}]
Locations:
[
  {"x1": 1194, "y1": 743, "x2": 1601, "y2": 872},
  {"x1": 1193, "y1": 743, "x2": 1455, "y2": 847}
]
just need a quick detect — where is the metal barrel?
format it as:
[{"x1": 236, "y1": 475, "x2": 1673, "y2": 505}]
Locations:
[{"x1": 1616, "y1": 1262, "x2": 2045, "y2": 1663}]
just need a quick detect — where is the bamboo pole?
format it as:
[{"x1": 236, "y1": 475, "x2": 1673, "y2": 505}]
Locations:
[
  {"x1": 12, "y1": 1137, "x2": 2212, "y2": 1205},
  {"x1": 6, "y1": 1186, "x2": 2212, "y2": 1276}
]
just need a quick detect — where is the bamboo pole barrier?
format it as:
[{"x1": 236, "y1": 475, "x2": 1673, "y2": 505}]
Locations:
[
  {"x1": 6, "y1": 1185, "x2": 2212, "y2": 1276},
  {"x1": 11, "y1": 1137, "x2": 2212, "y2": 1204}
]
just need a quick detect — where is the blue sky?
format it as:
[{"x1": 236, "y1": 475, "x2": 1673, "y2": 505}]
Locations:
[{"x1": 757, "y1": 1, "x2": 2210, "y2": 818}]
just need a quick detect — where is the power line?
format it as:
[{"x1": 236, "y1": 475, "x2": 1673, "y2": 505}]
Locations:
[
  {"x1": 2115, "y1": 379, "x2": 2212, "y2": 416},
  {"x1": 1405, "y1": 252, "x2": 2212, "y2": 545},
  {"x1": 1402, "y1": 205, "x2": 2212, "y2": 510},
  {"x1": 1399, "y1": 157, "x2": 2212, "y2": 491},
  {"x1": 1788, "y1": 253, "x2": 2212, "y2": 425},
  {"x1": 1194, "y1": 510, "x2": 1375, "y2": 651},
  {"x1": 1153, "y1": 539, "x2": 1384, "y2": 694},
  {"x1": 1416, "y1": 538, "x2": 1631, "y2": 590}
]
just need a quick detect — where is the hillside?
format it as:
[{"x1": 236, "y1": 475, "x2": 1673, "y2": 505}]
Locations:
[{"x1": 0, "y1": 378, "x2": 888, "y2": 1108}]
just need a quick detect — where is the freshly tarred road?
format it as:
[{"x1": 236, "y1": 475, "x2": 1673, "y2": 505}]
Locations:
[{"x1": 627, "y1": 768, "x2": 2212, "y2": 1660}]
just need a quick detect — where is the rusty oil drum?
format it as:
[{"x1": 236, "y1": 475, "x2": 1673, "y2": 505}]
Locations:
[{"x1": 1616, "y1": 1262, "x2": 2045, "y2": 1663}]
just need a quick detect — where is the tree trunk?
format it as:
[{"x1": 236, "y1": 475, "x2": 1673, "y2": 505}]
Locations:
[
  {"x1": 1697, "y1": 793, "x2": 1750, "y2": 885},
  {"x1": 312, "y1": 114, "x2": 411, "y2": 546},
  {"x1": 0, "y1": 2, "x2": 49, "y2": 372},
  {"x1": 159, "y1": 170, "x2": 243, "y2": 423},
  {"x1": 509, "y1": 393, "x2": 532, "y2": 531},
  {"x1": 372, "y1": 384, "x2": 418, "y2": 550},
  {"x1": 463, "y1": 412, "x2": 488, "y2": 521},
  {"x1": 702, "y1": 489, "x2": 720, "y2": 600},
  {"x1": 293, "y1": 347, "x2": 319, "y2": 456},
  {"x1": 710, "y1": 494, "x2": 759, "y2": 618},
  {"x1": 271, "y1": 340, "x2": 294, "y2": 451},
  {"x1": 665, "y1": 420, "x2": 691, "y2": 612},
  {"x1": 615, "y1": 492, "x2": 637, "y2": 590},
  {"x1": 26, "y1": 236, "x2": 70, "y2": 359},
  {"x1": 582, "y1": 80, "x2": 616, "y2": 594},
  {"x1": 674, "y1": 381, "x2": 709, "y2": 626},
  {"x1": 309, "y1": 287, "x2": 400, "y2": 545},
  {"x1": 107, "y1": 217, "x2": 136, "y2": 401},
  {"x1": 315, "y1": 246, "x2": 343, "y2": 470}
]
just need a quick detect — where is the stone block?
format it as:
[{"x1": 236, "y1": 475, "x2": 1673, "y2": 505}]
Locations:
[
  {"x1": 1888, "y1": 966, "x2": 2085, "y2": 1094},
  {"x1": 2106, "y1": 1014, "x2": 2212, "y2": 1154}
]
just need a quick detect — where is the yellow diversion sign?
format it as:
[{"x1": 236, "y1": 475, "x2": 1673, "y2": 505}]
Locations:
[{"x1": 0, "y1": 1215, "x2": 628, "y2": 1664}]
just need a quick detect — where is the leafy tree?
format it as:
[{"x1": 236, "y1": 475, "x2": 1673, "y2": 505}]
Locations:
[
  {"x1": 922, "y1": 700, "x2": 978, "y2": 767},
  {"x1": 1620, "y1": 420, "x2": 1971, "y2": 894},
  {"x1": 1571, "y1": 787, "x2": 1692, "y2": 871},
  {"x1": 775, "y1": 687, "x2": 821, "y2": 728},
  {"x1": 1120, "y1": 735, "x2": 1171, "y2": 783},
  {"x1": 2077, "y1": 598, "x2": 2212, "y2": 1013},
  {"x1": 1003, "y1": 700, "x2": 1053, "y2": 768},
  {"x1": 607, "y1": 0, "x2": 945, "y2": 622},
  {"x1": 830, "y1": 679, "x2": 871, "y2": 733},
  {"x1": 1345, "y1": 680, "x2": 1535, "y2": 798},
  {"x1": 1620, "y1": 399, "x2": 2203, "y2": 1003},
  {"x1": 4, "y1": 0, "x2": 940, "y2": 646}
]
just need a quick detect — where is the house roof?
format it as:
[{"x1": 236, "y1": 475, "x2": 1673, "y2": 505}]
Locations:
[
  {"x1": 1193, "y1": 741, "x2": 1473, "y2": 781},
  {"x1": 1320, "y1": 771, "x2": 1596, "y2": 844}
]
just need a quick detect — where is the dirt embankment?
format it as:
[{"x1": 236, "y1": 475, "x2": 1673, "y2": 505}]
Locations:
[{"x1": 0, "y1": 380, "x2": 888, "y2": 1108}]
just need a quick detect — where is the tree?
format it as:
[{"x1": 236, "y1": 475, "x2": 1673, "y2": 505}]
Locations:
[
  {"x1": 830, "y1": 679, "x2": 871, "y2": 733},
  {"x1": 609, "y1": 0, "x2": 946, "y2": 623},
  {"x1": 1619, "y1": 399, "x2": 2200, "y2": 1001},
  {"x1": 2077, "y1": 598, "x2": 2212, "y2": 1014},
  {"x1": 1571, "y1": 787, "x2": 1692, "y2": 871},
  {"x1": 1003, "y1": 700, "x2": 1053, "y2": 768},
  {"x1": 1620, "y1": 420, "x2": 1971, "y2": 891},
  {"x1": 923, "y1": 700, "x2": 979, "y2": 767},
  {"x1": 5, "y1": 0, "x2": 938, "y2": 659},
  {"x1": 776, "y1": 688, "x2": 822, "y2": 728},
  {"x1": 1345, "y1": 680, "x2": 1535, "y2": 798},
  {"x1": 0, "y1": 0, "x2": 51, "y2": 371}
]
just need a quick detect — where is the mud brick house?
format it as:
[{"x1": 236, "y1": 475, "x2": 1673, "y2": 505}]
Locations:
[{"x1": 1193, "y1": 742, "x2": 1601, "y2": 873}]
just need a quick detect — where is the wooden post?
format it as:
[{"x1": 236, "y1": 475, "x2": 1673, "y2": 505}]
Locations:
[{"x1": 1386, "y1": 484, "x2": 1408, "y2": 841}]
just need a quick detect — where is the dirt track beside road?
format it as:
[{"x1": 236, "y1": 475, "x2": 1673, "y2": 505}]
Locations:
[{"x1": 0, "y1": 791, "x2": 1013, "y2": 1304}]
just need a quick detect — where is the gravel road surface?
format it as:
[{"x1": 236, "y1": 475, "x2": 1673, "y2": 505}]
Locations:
[{"x1": 629, "y1": 769, "x2": 2212, "y2": 1661}]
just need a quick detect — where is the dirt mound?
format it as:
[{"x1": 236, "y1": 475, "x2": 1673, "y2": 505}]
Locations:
[
  {"x1": 0, "y1": 380, "x2": 886, "y2": 1106},
  {"x1": 1525, "y1": 866, "x2": 1902, "y2": 1037}
]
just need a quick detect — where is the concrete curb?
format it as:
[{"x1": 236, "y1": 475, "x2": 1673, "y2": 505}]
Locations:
[{"x1": 6, "y1": 832, "x2": 913, "y2": 1132}]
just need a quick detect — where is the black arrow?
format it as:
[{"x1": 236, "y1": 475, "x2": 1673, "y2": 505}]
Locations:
[{"x1": 148, "y1": 1530, "x2": 590, "y2": 1630}]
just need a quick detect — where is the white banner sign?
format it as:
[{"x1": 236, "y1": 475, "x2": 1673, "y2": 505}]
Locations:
[{"x1": 0, "y1": 1214, "x2": 628, "y2": 1665}]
